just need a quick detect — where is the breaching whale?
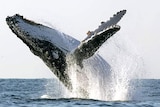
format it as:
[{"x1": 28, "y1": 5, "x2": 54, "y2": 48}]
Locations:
[{"x1": 6, "y1": 10, "x2": 126, "y2": 92}]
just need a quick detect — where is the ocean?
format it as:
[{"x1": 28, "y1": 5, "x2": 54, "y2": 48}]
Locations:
[{"x1": 0, "y1": 79, "x2": 160, "y2": 107}]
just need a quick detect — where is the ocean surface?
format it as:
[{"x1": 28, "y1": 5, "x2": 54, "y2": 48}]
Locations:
[{"x1": 0, "y1": 79, "x2": 160, "y2": 107}]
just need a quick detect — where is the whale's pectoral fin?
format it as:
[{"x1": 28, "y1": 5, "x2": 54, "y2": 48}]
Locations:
[
  {"x1": 73, "y1": 10, "x2": 126, "y2": 67},
  {"x1": 73, "y1": 25, "x2": 120, "y2": 66}
]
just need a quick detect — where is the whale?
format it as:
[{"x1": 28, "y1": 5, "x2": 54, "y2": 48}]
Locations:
[{"x1": 6, "y1": 10, "x2": 126, "y2": 92}]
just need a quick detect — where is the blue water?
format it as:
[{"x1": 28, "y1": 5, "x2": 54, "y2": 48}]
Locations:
[{"x1": 0, "y1": 79, "x2": 160, "y2": 107}]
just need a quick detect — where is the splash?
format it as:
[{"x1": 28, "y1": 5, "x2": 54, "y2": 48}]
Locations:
[
  {"x1": 100, "y1": 35, "x2": 144, "y2": 101},
  {"x1": 42, "y1": 79, "x2": 69, "y2": 99},
  {"x1": 66, "y1": 54, "x2": 90, "y2": 98},
  {"x1": 44, "y1": 35, "x2": 143, "y2": 101},
  {"x1": 66, "y1": 54, "x2": 112, "y2": 100}
]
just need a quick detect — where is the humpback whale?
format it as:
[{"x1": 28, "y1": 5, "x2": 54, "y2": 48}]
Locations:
[{"x1": 6, "y1": 10, "x2": 126, "y2": 92}]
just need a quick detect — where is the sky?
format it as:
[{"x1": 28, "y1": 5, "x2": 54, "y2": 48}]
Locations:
[{"x1": 0, "y1": 0, "x2": 160, "y2": 78}]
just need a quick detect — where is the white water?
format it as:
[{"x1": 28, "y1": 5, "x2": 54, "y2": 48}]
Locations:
[
  {"x1": 44, "y1": 35, "x2": 143, "y2": 101},
  {"x1": 66, "y1": 54, "x2": 111, "y2": 100},
  {"x1": 100, "y1": 36, "x2": 144, "y2": 101}
]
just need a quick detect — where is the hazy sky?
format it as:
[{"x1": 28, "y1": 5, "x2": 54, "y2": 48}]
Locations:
[{"x1": 0, "y1": 0, "x2": 160, "y2": 78}]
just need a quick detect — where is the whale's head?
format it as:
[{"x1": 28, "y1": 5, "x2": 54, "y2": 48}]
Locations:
[
  {"x1": 7, "y1": 15, "x2": 54, "y2": 54},
  {"x1": 6, "y1": 14, "x2": 72, "y2": 54}
]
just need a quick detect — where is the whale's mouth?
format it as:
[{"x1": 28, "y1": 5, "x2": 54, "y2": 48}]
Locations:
[
  {"x1": 6, "y1": 14, "x2": 36, "y2": 37},
  {"x1": 6, "y1": 14, "x2": 41, "y2": 50}
]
